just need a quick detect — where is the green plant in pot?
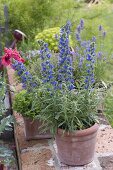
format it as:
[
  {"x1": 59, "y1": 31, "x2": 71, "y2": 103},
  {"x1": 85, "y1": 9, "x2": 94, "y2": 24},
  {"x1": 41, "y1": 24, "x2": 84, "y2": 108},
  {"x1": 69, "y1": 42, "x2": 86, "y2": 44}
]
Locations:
[
  {"x1": 12, "y1": 63, "x2": 52, "y2": 140},
  {"x1": 34, "y1": 21, "x2": 100, "y2": 166},
  {"x1": 13, "y1": 90, "x2": 37, "y2": 118},
  {"x1": 2, "y1": 20, "x2": 102, "y2": 165}
]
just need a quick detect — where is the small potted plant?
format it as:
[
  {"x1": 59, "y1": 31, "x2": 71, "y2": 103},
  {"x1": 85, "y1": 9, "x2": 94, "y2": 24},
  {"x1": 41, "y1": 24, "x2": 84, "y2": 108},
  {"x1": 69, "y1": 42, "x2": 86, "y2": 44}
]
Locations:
[
  {"x1": 33, "y1": 21, "x2": 101, "y2": 166},
  {"x1": 13, "y1": 89, "x2": 52, "y2": 140}
]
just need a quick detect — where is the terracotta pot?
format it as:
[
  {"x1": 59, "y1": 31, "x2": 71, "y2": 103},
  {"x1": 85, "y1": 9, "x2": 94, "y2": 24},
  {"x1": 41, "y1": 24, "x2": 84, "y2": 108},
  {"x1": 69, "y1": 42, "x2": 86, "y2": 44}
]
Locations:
[
  {"x1": 55, "y1": 123, "x2": 99, "y2": 166},
  {"x1": 23, "y1": 117, "x2": 52, "y2": 140}
]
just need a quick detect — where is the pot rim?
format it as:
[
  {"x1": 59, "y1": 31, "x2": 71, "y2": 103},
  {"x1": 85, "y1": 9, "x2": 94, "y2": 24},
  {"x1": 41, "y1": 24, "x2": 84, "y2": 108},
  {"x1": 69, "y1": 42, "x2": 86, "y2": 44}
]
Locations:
[{"x1": 57, "y1": 123, "x2": 99, "y2": 137}]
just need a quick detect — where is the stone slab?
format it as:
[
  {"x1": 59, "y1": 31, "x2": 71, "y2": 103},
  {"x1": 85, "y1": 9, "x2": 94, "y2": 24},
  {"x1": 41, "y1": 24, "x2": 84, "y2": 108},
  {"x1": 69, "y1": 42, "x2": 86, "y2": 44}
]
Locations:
[
  {"x1": 21, "y1": 148, "x2": 55, "y2": 170},
  {"x1": 98, "y1": 154, "x2": 113, "y2": 170},
  {"x1": 96, "y1": 125, "x2": 113, "y2": 153}
]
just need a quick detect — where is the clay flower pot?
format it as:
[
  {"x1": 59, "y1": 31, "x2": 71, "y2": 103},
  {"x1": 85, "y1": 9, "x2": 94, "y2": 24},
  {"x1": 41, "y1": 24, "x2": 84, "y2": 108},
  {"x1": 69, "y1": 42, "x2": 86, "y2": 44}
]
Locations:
[
  {"x1": 23, "y1": 117, "x2": 52, "y2": 140},
  {"x1": 55, "y1": 123, "x2": 99, "y2": 166}
]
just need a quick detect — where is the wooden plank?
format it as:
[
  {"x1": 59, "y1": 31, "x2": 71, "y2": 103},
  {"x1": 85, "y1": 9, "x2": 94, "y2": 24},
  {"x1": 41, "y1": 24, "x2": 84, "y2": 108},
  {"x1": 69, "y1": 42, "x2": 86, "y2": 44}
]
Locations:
[
  {"x1": 0, "y1": 27, "x2": 2, "y2": 56},
  {"x1": 13, "y1": 123, "x2": 22, "y2": 170},
  {"x1": 4, "y1": 5, "x2": 9, "y2": 47}
]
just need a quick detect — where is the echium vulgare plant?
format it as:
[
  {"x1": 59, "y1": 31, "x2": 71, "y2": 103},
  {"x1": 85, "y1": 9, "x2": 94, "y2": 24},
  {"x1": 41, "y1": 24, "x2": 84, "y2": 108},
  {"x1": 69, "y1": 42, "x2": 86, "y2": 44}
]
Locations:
[
  {"x1": 38, "y1": 40, "x2": 58, "y2": 90},
  {"x1": 34, "y1": 21, "x2": 99, "y2": 134},
  {"x1": 84, "y1": 42, "x2": 95, "y2": 89},
  {"x1": 74, "y1": 19, "x2": 107, "y2": 85},
  {"x1": 58, "y1": 21, "x2": 75, "y2": 90},
  {"x1": 38, "y1": 22, "x2": 75, "y2": 91}
]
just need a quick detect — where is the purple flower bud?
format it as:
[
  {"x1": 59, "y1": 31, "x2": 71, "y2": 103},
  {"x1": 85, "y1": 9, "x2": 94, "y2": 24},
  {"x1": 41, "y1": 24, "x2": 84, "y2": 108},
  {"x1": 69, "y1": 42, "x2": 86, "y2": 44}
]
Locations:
[
  {"x1": 38, "y1": 40, "x2": 56, "y2": 89},
  {"x1": 92, "y1": 36, "x2": 96, "y2": 42},
  {"x1": 77, "y1": 25, "x2": 81, "y2": 33},
  {"x1": 103, "y1": 31, "x2": 106, "y2": 38},
  {"x1": 80, "y1": 19, "x2": 84, "y2": 29},
  {"x1": 84, "y1": 42, "x2": 95, "y2": 90},
  {"x1": 97, "y1": 51, "x2": 102, "y2": 59},
  {"x1": 99, "y1": 25, "x2": 102, "y2": 31},
  {"x1": 76, "y1": 33, "x2": 81, "y2": 41}
]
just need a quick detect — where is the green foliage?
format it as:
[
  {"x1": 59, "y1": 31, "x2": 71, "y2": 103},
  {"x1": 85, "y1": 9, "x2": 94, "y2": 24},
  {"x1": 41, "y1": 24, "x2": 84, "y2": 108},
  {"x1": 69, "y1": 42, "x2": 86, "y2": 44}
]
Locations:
[
  {"x1": 0, "y1": 115, "x2": 14, "y2": 133},
  {"x1": 104, "y1": 87, "x2": 113, "y2": 127},
  {"x1": 35, "y1": 27, "x2": 60, "y2": 52},
  {"x1": 0, "y1": 73, "x2": 14, "y2": 134},
  {"x1": 0, "y1": 70, "x2": 15, "y2": 168},
  {"x1": 19, "y1": 40, "x2": 38, "y2": 54},
  {"x1": 0, "y1": 0, "x2": 54, "y2": 38},
  {"x1": 0, "y1": 145, "x2": 15, "y2": 166},
  {"x1": 13, "y1": 90, "x2": 38, "y2": 118},
  {"x1": 34, "y1": 83, "x2": 99, "y2": 134},
  {"x1": 35, "y1": 27, "x2": 73, "y2": 52}
]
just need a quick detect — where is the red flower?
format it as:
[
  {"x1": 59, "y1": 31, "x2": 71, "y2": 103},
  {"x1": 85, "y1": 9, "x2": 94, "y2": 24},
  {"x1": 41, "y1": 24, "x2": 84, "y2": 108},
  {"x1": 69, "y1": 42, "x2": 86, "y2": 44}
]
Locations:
[
  {"x1": 2, "y1": 54, "x2": 11, "y2": 66},
  {"x1": 19, "y1": 57, "x2": 25, "y2": 63},
  {"x1": 12, "y1": 49, "x2": 25, "y2": 63},
  {"x1": 2, "y1": 48, "x2": 25, "y2": 66}
]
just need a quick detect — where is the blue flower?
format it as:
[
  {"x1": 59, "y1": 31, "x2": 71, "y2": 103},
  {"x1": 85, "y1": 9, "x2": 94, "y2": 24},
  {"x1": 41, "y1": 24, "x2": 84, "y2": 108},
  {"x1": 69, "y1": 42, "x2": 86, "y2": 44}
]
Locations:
[
  {"x1": 12, "y1": 61, "x2": 37, "y2": 91},
  {"x1": 87, "y1": 54, "x2": 92, "y2": 61},
  {"x1": 68, "y1": 84, "x2": 75, "y2": 91},
  {"x1": 102, "y1": 31, "x2": 106, "y2": 38},
  {"x1": 38, "y1": 40, "x2": 57, "y2": 89},
  {"x1": 75, "y1": 20, "x2": 85, "y2": 42},
  {"x1": 78, "y1": 56, "x2": 84, "y2": 68},
  {"x1": 99, "y1": 25, "x2": 102, "y2": 31},
  {"x1": 84, "y1": 42, "x2": 96, "y2": 89},
  {"x1": 76, "y1": 33, "x2": 81, "y2": 42},
  {"x1": 97, "y1": 51, "x2": 103, "y2": 59},
  {"x1": 92, "y1": 36, "x2": 96, "y2": 42},
  {"x1": 58, "y1": 21, "x2": 75, "y2": 90},
  {"x1": 80, "y1": 19, "x2": 84, "y2": 29},
  {"x1": 77, "y1": 25, "x2": 81, "y2": 33}
]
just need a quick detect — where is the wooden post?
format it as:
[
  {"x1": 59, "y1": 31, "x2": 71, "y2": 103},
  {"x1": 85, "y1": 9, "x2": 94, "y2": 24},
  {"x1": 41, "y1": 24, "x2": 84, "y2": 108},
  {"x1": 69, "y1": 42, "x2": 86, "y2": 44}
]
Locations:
[
  {"x1": 4, "y1": 5, "x2": 9, "y2": 48},
  {"x1": 0, "y1": 27, "x2": 2, "y2": 56}
]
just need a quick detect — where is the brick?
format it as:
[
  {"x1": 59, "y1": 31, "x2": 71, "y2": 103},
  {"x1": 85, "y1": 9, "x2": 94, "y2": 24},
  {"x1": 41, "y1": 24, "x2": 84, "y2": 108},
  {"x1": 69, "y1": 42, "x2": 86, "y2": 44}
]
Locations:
[
  {"x1": 21, "y1": 149, "x2": 55, "y2": 170},
  {"x1": 96, "y1": 125, "x2": 113, "y2": 153}
]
